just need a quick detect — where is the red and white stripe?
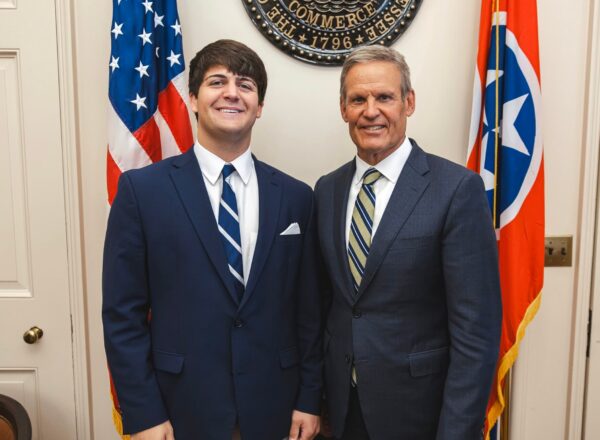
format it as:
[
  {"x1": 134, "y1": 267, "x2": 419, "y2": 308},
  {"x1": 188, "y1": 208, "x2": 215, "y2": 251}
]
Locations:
[{"x1": 107, "y1": 71, "x2": 194, "y2": 204}]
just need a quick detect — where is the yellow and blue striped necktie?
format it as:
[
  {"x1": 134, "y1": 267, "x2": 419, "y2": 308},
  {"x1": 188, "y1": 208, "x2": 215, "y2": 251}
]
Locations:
[{"x1": 347, "y1": 167, "x2": 382, "y2": 294}]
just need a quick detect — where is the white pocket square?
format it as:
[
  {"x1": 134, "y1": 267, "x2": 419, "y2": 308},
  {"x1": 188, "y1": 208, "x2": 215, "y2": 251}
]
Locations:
[{"x1": 280, "y1": 222, "x2": 301, "y2": 235}]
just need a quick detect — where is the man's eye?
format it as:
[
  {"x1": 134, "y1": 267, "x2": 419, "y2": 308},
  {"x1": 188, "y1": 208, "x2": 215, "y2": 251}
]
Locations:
[
  {"x1": 239, "y1": 82, "x2": 255, "y2": 91},
  {"x1": 209, "y1": 80, "x2": 224, "y2": 86},
  {"x1": 351, "y1": 97, "x2": 365, "y2": 104},
  {"x1": 378, "y1": 95, "x2": 391, "y2": 102}
]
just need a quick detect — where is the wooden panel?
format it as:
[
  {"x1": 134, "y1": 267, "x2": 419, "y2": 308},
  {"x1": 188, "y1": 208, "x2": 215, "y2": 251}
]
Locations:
[{"x1": 0, "y1": 52, "x2": 31, "y2": 297}]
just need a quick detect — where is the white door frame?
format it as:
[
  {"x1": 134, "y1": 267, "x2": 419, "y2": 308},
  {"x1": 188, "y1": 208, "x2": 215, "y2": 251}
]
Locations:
[
  {"x1": 567, "y1": 0, "x2": 600, "y2": 438},
  {"x1": 55, "y1": 0, "x2": 91, "y2": 438}
]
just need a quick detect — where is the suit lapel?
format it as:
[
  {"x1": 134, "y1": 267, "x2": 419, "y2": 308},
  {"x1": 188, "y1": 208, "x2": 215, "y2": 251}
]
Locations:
[
  {"x1": 332, "y1": 161, "x2": 357, "y2": 304},
  {"x1": 356, "y1": 142, "x2": 431, "y2": 300},
  {"x1": 241, "y1": 158, "x2": 281, "y2": 309},
  {"x1": 169, "y1": 149, "x2": 239, "y2": 304}
]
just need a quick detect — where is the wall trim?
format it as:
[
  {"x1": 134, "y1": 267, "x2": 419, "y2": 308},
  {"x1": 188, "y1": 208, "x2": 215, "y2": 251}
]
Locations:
[
  {"x1": 567, "y1": 0, "x2": 600, "y2": 437},
  {"x1": 54, "y1": 0, "x2": 91, "y2": 438}
]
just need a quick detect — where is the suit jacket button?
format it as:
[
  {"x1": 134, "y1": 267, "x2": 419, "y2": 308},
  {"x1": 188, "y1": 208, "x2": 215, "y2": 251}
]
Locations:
[
  {"x1": 352, "y1": 308, "x2": 362, "y2": 319},
  {"x1": 233, "y1": 319, "x2": 244, "y2": 328},
  {"x1": 345, "y1": 354, "x2": 351, "y2": 364}
]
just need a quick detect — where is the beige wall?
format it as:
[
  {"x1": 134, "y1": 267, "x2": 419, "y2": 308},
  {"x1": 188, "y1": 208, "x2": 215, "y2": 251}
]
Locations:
[
  {"x1": 72, "y1": 1, "x2": 593, "y2": 438},
  {"x1": 509, "y1": 1, "x2": 591, "y2": 438}
]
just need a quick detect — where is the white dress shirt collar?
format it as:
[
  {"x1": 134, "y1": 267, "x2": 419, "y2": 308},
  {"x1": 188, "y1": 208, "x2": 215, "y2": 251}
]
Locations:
[
  {"x1": 193, "y1": 141, "x2": 254, "y2": 185},
  {"x1": 352, "y1": 136, "x2": 413, "y2": 187}
]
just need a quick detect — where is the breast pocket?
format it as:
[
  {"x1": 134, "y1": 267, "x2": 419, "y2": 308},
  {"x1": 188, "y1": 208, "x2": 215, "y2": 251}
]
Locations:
[{"x1": 274, "y1": 234, "x2": 303, "y2": 260}]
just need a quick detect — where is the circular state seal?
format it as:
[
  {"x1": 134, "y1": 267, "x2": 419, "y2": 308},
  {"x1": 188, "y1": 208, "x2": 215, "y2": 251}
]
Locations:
[{"x1": 241, "y1": 0, "x2": 423, "y2": 66}]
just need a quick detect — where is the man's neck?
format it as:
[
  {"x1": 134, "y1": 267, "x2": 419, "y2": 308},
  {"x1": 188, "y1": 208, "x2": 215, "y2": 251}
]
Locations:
[{"x1": 197, "y1": 136, "x2": 251, "y2": 163}]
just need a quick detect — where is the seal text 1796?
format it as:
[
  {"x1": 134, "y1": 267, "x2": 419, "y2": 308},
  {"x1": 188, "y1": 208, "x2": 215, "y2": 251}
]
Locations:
[{"x1": 242, "y1": 0, "x2": 423, "y2": 66}]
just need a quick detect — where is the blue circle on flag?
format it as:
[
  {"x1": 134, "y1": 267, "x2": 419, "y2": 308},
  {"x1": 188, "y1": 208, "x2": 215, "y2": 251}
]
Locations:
[{"x1": 482, "y1": 24, "x2": 537, "y2": 217}]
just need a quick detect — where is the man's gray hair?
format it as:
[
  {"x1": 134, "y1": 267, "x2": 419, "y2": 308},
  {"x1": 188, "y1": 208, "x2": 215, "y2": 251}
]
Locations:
[{"x1": 340, "y1": 45, "x2": 412, "y2": 100}]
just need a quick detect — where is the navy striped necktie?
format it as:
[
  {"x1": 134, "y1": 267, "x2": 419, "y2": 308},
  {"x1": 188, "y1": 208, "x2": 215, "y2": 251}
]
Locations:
[{"x1": 218, "y1": 164, "x2": 244, "y2": 301}]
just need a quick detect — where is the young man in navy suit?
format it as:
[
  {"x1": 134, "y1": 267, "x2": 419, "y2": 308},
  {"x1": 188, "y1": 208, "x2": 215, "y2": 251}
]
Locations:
[{"x1": 103, "y1": 40, "x2": 322, "y2": 440}]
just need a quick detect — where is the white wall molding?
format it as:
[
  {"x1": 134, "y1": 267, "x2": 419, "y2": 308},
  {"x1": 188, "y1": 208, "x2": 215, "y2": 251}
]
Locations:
[
  {"x1": 54, "y1": 0, "x2": 91, "y2": 438},
  {"x1": 567, "y1": 0, "x2": 600, "y2": 437}
]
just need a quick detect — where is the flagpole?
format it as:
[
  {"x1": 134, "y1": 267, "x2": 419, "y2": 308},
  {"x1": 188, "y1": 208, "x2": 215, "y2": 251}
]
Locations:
[
  {"x1": 492, "y1": 0, "x2": 500, "y2": 227},
  {"x1": 500, "y1": 370, "x2": 511, "y2": 440}
]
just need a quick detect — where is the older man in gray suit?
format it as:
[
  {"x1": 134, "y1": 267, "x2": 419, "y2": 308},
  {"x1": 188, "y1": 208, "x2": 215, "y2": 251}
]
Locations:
[{"x1": 315, "y1": 46, "x2": 502, "y2": 440}]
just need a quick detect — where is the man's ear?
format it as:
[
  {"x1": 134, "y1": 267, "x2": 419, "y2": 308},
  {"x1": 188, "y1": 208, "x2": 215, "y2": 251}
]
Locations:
[
  {"x1": 340, "y1": 96, "x2": 348, "y2": 122},
  {"x1": 189, "y1": 93, "x2": 198, "y2": 113},
  {"x1": 405, "y1": 89, "x2": 416, "y2": 117},
  {"x1": 256, "y1": 102, "x2": 264, "y2": 119}
]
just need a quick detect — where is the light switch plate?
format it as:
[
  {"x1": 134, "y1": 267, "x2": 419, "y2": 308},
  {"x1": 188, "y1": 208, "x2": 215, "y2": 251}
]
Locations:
[{"x1": 544, "y1": 236, "x2": 573, "y2": 267}]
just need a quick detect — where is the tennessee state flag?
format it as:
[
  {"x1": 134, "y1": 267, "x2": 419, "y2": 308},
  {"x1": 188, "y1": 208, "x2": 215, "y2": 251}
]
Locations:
[{"x1": 466, "y1": 0, "x2": 545, "y2": 438}]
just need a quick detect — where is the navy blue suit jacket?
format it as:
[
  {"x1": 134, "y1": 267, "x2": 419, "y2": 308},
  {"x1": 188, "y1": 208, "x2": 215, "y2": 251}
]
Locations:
[
  {"x1": 315, "y1": 141, "x2": 502, "y2": 440},
  {"x1": 103, "y1": 148, "x2": 322, "y2": 440}
]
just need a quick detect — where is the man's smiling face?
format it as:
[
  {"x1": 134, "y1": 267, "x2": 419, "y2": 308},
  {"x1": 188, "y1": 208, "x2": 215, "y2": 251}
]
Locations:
[
  {"x1": 190, "y1": 64, "x2": 263, "y2": 150},
  {"x1": 340, "y1": 61, "x2": 415, "y2": 165}
]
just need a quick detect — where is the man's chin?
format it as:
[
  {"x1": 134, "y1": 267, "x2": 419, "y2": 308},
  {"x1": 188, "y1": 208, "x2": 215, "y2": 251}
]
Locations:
[
  {"x1": 215, "y1": 123, "x2": 254, "y2": 135},
  {"x1": 357, "y1": 143, "x2": 387, "y2": 154}
]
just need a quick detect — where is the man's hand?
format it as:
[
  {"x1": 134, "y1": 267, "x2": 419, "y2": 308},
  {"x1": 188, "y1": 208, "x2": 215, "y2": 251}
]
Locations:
[
  {"x1": 289, "y1": 410, "x2": 320, "y2": 440},
  {"x1": 131, "y1": 420, "x2": 174, "y2": 440}
]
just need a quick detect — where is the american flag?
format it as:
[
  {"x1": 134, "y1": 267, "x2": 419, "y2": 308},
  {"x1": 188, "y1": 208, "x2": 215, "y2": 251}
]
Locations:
[
  {"x1": 467, "y1": 0, "x2": 544, "y2": 438},
  {"x1": 107, "y1": 1, "x2": 193, "y2": 436},
  {"x1": 107, "y1": 0, "x2": 193, "y2": 205}
]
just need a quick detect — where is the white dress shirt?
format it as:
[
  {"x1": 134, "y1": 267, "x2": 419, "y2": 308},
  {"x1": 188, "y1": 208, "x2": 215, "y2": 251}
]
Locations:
[
  {"x1": 193, "y1": 141, "x2": 259, "y2": 284},
  {"x1": 345, "y1": 137, "x2": 413, "y2": 247}
]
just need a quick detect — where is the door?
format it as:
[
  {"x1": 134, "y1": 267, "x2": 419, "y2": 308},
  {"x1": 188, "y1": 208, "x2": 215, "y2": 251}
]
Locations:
[{"x1": 0, "y1": 0, "x2": 78, "y2": 438}]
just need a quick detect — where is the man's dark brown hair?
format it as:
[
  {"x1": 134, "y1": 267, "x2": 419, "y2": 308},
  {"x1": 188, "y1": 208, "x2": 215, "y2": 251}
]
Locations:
[{"x1": 188, "y1": 39, "x2": 268, "y2": 104}]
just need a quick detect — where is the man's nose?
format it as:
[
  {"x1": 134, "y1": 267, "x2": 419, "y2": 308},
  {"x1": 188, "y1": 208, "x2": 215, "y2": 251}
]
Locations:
[
  {"x1": 222, "y1": 82, "x2": 240, "y2": 100},
  {"x1": 363, "y1": 97, "x2": 380, "y2": 118}
]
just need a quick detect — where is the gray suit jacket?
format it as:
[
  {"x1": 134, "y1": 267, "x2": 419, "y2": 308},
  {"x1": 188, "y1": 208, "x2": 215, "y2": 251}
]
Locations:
[{"x1": 315, "y1": 140, "x2": 502, "y2": 440}]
